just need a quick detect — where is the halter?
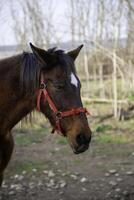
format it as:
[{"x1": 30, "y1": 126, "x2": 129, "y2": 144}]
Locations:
[{"x1": 37, "y1": 74, "x2": 90, "y2": 134}]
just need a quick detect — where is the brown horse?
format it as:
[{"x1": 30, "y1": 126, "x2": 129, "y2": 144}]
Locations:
[{"x1": 0, "y1": 43, "x2": 92, "y2": 185}]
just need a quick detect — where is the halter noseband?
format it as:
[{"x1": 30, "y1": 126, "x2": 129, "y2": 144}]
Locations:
[{"x1": 37, "y1": 74, "x2": 90, "y2": 134}]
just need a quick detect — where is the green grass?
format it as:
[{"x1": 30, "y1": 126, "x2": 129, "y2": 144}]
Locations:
[
  {"x1": 8, "y1": 160, "x2": 49, "y2": 174},
  {"x1": 92, "y1": 117, "x2": 134, "y2": 146},
  {"x1": 94, "y1": 124, "x2": 113, "y2": 133},
  {"x1": 96, "y1": 133, "x2": 134, "y2": 144},
  {"x1": 56, "y1": 137, "x2": 68, "y2": 145},
  {"x1": 14, "y1": 129, "x2": 46, "y2": 146},
  {"x1": 128, "y1": 94, "x2": 134, "y2": 101},
  {"x1": 90, "y1": 140, "x2": 133, "y2": 157}
]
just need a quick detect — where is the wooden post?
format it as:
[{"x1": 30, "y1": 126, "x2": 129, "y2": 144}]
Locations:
[
  {"x1": 99, "y1": 63, "x2": 105, "y2": 98},
  {"x1": 83, "y1": 47, "x2": 90, "y2": 93},
  {"x1": 113, "y1": 51, "x2": 118, "y2": 118}
]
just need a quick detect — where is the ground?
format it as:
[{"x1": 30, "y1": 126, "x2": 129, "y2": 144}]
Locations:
[{"x1": 0, "y1": 115, "x2": 134, "y2": 200}]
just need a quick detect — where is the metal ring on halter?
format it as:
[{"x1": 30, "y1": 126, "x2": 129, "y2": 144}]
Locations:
[
  {"x1": 55, "y1": 111, "x2": 62, "y2": 120},
  {"x1": 40, "y1": 83, "x2": 46, "y2": 89}
]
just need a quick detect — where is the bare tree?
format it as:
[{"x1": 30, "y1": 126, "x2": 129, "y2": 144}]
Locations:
[
  {"x1": 124, "y1": 0, "x2": 134, "y2": 12},
  {"x1": 10, "y1": 0, "x2": 57, "y2": 48},
  {"x1": 66, "y1": 0, "x2": 92, "y2": 94}
]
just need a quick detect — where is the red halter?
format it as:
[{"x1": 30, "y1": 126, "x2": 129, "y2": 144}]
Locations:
[{"x1": 36, "y1": 74, "x2": 91, "y2": 134}]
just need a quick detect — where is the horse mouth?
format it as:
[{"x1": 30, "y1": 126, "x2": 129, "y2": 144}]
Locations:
[{"x1": 73, "y1": 144, "x2": 89, "y2": 154}]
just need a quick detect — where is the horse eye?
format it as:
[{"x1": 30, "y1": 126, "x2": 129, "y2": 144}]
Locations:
[
  {"x1": 53, "y1": 81, "x2": 65, "y2": 90},
  {"x1": 56, "y1": 85, "x2": 64, "y2": 90}
]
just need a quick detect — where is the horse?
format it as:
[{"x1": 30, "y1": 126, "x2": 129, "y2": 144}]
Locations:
[{"x1": 0, "y1": 43, "x2": 92, "y2": 185}]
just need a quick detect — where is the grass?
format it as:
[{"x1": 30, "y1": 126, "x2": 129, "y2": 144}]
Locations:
[
  {"x1": 96, "y1": 133, "x2": 134, "y2": 144},
  {"x1": 90, "y1": 140, "x2": 133, "y2": 157},
  {"x1": 15, "y1": 133, "x2": 44, "y2": 146},
  {"x1": 14, "y1": 127, "x2": 46, "y2": 146},
  {"x1": 56, "y1": 137, "x2": 68, "y2": 145},
  {"x1": 14, "y1": 116, "x2": 134, "y2": 147},
  {"x1": 128, "y1": 93, "x2": 134, "y2": 101},
  {"x1": 94, "y1": 124, "x2": 113, "y2": 133},
  {"x1": 8, "y1": 160, "x2": 50, "y2": 174},
  {"x1": 93, "y1": 118, "x2": 134, "y2": 145}
]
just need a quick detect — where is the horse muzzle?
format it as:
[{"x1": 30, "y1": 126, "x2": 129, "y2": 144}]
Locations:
[
  {"x1": 70, "y1": 132, "x2": 91, "y2": 154},
  {"x1": 73, "y1": 144, "x2": 90, "y2": 154}
]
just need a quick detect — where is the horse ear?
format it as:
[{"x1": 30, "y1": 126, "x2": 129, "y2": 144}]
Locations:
[
  {"x1": 29, "y1": 43, "x2": 48, "y2": 64},
  {"x1": 67, "y1": 45, "x2": 83, "y2": 61}
]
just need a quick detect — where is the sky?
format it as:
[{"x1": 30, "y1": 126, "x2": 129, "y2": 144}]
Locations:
[{"x1": 0, "y1": 0, "x2": 67, "y2": 45}]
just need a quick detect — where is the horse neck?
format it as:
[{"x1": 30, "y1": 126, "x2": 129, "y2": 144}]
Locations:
[{"x1": 0, "y1": 55, "x2": 36, "y2": 132}]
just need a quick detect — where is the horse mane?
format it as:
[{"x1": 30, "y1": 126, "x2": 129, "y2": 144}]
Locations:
[
  {"x1": 20, "y1": 52, "x2": 41, "y2": 95},
  {"x1": 20, "y1": 48, "x2": 75, "y2": 95}
]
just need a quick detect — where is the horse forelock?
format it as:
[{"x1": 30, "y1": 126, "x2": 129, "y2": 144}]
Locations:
[{"x1": 47, "y1": 47, "x2": 76, "y2": 73}]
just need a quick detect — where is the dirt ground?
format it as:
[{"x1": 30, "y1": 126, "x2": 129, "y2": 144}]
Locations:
[{"x1": 0, "y1": 126, "x2": 134, "y2": 200}]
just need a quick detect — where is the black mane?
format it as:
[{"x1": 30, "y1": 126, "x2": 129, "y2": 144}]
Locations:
[
  {"x1": 20, "y1": 52, "x2": 41, "y2": 95},
  {"x1": 20, "y1": 48, "x2": 75, "y2": 95}
]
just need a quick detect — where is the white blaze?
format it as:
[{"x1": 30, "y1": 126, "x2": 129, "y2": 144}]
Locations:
[{"x1": 71, "y1": 73, "x2": 78, "y2": 87}]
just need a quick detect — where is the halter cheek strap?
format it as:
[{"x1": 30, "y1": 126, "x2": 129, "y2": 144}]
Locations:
[{"x1": 36, "y1": 74, "x2": 91, "y2": 134}]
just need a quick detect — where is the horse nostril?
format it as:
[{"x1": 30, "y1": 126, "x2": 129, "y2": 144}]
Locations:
[{"x1": 76, "y1": 133, "x2": 91, "y2": 146}]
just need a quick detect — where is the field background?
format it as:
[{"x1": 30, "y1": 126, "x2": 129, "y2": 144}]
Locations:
[{"x1": 0, "y1": 0, "x2": 134, "y2": 199}]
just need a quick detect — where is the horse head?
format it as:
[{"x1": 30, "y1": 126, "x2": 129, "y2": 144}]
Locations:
[{"x1": 30, "y1": 43, "x2": 92, "y2": 154}]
